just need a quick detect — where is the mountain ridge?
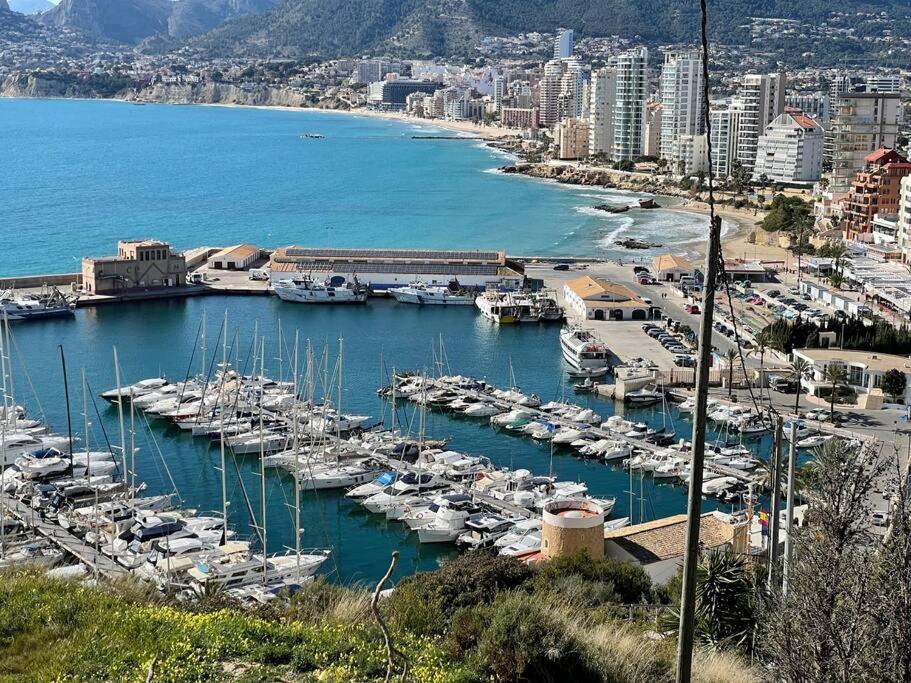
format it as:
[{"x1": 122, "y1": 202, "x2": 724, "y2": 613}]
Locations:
[{"x1": 38, "y1": 0, "x2": 278, "y2": 44}]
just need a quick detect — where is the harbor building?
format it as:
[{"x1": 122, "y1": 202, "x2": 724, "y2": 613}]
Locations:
[
  {"x1": 659, "y1": 50, "x2": 704, "y2": 173},
  {"x1": 826, "y1": 92, "x2": 901, "y2": 193},
  {"x1": 792, "y1": 348, "x2": 911, "y2": 407},
  {"x1": 752, "y1": 111, "x2": 824, "y2": 184},
  {"x1": 612, "y1": 47, "x2": 649, "y2": 161},
  {"x1": 268, "y1": 247, "x2": 524, "y2": 292},
  {"x1": 842, "y1": 148, "x2": 911, "y2": 240},
  {"x1": 604, "y1": 512, "x2": 746, "y2": 582},
  {"x1": 562, "y1": 276, "x2": 655, "y2": 321},
  {"x1": 652, "y1": 254, "x2": 695, "y2": 282},
  {"x1": 736, "y1": 72, "x2": 786, "y2": 173},
  {"x1": 82, "y1": 240, "x2": 187, "y2": 294},
  {"x1": 207, "y1": 244, "x2": 261, "y2": 270}
]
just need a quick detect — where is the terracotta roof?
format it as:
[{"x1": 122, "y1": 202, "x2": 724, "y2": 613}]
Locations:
[
  {"x1": 212, "y1": 244, "x2": 259, "y2": 261},
  {"x1": 653, "y1": 254, "x2": 694, "y2": 272},
  {"x1": 565, "y1": 276, "x2": 640, "y2": 302},
  {"x1": 865, "y1": 148, "x2": 906, "y2": 165},
  {"x1": 790, "y1": 113, "x2": 820, "y2": 130},
  {"x1": 604, "y1": 513, "x2": 736, "y2": 564}
]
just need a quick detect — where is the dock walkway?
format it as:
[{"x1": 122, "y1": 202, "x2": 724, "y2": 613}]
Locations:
[{"x1": 8, "y1": 498, "x2": 131, "y2": 579}]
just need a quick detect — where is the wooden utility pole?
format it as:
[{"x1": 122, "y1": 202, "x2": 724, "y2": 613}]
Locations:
[
  {"x1": 767, "y1": 416, "x2": 784, "y2": 587},
  {"x1": 675, "y1": 215, "x2": 722, "y2": 683}
]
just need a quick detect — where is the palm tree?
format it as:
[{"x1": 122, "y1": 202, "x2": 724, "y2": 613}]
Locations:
[
  {"x1": 789, "y1": 357, "x2": 811, "y2": 416},
  {"x1": 725, "y1": 348, "x2": 738, "y2": 399},
  {"x1": 823, "y1": 364, "x2": 848, "y2": 420}
]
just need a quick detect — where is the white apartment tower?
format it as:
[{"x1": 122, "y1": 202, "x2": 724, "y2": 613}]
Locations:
[
  {"x1": 753, "y1": 111, "x2": 824, "y2": 183},
  {"x1": 538, "y1": 59, "x2": 564, "y2": 126},
  {"x1": 659, "y1": 50, "x2": 705, "y2": 172},
  {"x1": 558, "y1": 58, "x2": 585, "y2": 120},
  {"x1": 588, "y1": 66, "x2": 617, "y2": 159},
  {"x1": 736, "y1": 73, "x2": 786, "y2": 172},
  {"x1": 709, "y1": 102, "x2": 743, "y2": 179},
  {"x1": 554, "y1": 28, "x2": 574, "y2": 59},
  {"x1": 612, "y1": 47, "x2": 649, "y2": 162}
]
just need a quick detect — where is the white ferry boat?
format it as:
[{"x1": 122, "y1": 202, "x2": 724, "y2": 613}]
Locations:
[
  {"x1": 389, "y1": 280, "x2": 474, "y2": 305},
  {"x1": 272, "y1": 274, "x2": 368, "y2": 304},
  {"x1": 560, "y1": 326, "x2": 612, "y2": 371}
]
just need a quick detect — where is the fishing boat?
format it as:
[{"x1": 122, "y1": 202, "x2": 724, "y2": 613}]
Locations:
[
  {"x1": 272, "y1": 274, "x2": 368, "y2": 304},
  {"x1": 388, "y1": 280, "x2": 474, "y2": 305},
  {"x1": 474, "y1": 290, "x2": 520, "y2": 323},
  {"x1": 0, "y1": 288, "x2": 77, "y2": 322},
  {"x1": 560, "y1": 326, "x2": 612, "y2": 372}
]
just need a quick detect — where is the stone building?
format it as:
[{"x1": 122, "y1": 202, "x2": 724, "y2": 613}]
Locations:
[{"x1": 82, "y1": 240, "x2": 187, "y2": 294}]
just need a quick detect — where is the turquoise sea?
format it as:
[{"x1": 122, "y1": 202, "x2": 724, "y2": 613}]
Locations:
[
  {"x1": 0, "y1": 98, "x2": 755, "y2": 585},
  {"x1": 0, "y1": 98, "x2": 715, "y2": 277}
]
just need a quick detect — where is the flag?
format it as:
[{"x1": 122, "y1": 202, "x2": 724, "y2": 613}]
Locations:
[{"x1": 759, "y1": 511, "x2": 769, "y2": 536}]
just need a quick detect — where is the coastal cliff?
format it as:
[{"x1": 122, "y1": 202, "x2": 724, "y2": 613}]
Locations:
[{"x1": 0, "y1": 74, "x2": 350, "y2": 109}]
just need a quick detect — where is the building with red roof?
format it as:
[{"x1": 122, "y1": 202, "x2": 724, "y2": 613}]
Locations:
[
  {"x1": 843, "y1": 148, "x2": 911, "y2": 240},
  {"x1": 752, "y1": 111, "x2": 824, "y2": 184}
]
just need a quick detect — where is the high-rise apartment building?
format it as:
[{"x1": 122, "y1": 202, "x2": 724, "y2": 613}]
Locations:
[
  {"x1": 588, "y1": 66, "x2": 616, "y2": 159},
  {"x1": 709, "y1": 102, "x2": 743, "y2": 178},
  {"x1": 554, "y1": 28, "x2": 574, "y2": 59},
  {"x1": 842, "y1": 148, "x2": 911, "y2": 239},
  {"x1": 612, "y1": 47, "x2": 649, "y2": 162},
  {"x1": 659, "y1": 50, "x2": 704, "y2": 172},
  {"x1": 785, "y1": 93, "x2": 830, "y2": 124},
  {"x1": 896, "y1": 176, "x2": 911, "y2": 261},
  {"x1": 753, "y1": 111, "x2": 824, "y2": 184},
  {"x1": 736, "y1": 73, "x2": 786, "y2": 172},
  {"x1": 538, "y1": 59, "x2": 564, "y2": 126},
  {"x1": 558, "y1": 58, "x2": 585, "y2": 120},
  {"x1": 354, "y1": 59, "x2": 385, "y2": 85},
  {"x1": 493, "y1": 76, "x2": 507, "y2": 114},
  {"x1": 643, "y1": 102, "x2": 662, "y2": 158},
  {"x1": 827, "y1": 92, "x2": 901, "y2": 193}
]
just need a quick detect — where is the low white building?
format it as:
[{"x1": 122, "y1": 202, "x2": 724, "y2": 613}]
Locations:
[
  {"x1": 652, "y1": 254, "x2": 695, "y2": 282},
  {"x1": 792, "y1": 348, "x2": 911, "y2": 405},
  {"x1": 677, "y1": 134, "x2": 709, "y2": 175},
  {"x1": 208, "y1": 244, "x2": 261, "y2": 270},
  {"x1": 562, "y1": 276, "x2": 655, "y2": 321},
  {"x1": 752, "y1": 111, "x2": 823, "y2": 184}
]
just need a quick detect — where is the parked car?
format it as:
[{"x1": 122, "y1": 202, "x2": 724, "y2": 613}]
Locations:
[
  {"x1": 684, "y1": 304, "x2": 700, "y2": 314},
  {"x1": 788, "y1": 287, "x2": 800, "y2": 295},
  {"x1": 553, "y1": 263, "x2": 570, "y2": 271},
  {"x1": 647, "y1": 328, "x2": 663, "y2": 338},
  {"x1": 633, "y1": 266, "x2": 650, "y2": 275},
  {"x1": 766, "y1": 290, "x2": 781, "y2": 298}
]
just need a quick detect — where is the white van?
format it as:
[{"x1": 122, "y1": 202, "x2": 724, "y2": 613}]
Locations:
[{"x1": 249, "y1": 268, "x2": 270, "y2": 281}]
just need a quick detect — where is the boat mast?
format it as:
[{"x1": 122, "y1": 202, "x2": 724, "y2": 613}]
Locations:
[
  {"x1": 390, "y1": 367, "x2": 397, "y2": 436},
  {"x1": 130, "y1": 389, "x2": 136, "y2": 510},
  {"x1": 259, "y1": 337, "x2": 267, "y2": 585},
  {"x1": 336, "y1": 337, "x2": 343, "y2": 459},
  {"x1": 220, "y1": 312, "x2": 229, "y2": 540},
  {"x1": 4, "y1": 313, "x2": 15, "y2": 433},
  {"x1": 200, "y1": 310, "x2": 207, "y2": 381},
  {"x1": 277, "y1": 318, "x2": 283, "y2": 385},
  {"x1": 82, "y1": 368, "x2": 99, "y2": 582},
  {"x1": 113, "y1": 347, "x2": 128, "y2": 488},
  {"x1": 292, "y1": 331, "x2": 301, "y2": 583},
  {"x1": 0, "y1": 315, "x2": 6, "y2": 558}
]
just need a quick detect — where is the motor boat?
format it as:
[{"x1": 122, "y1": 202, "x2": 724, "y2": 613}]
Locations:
[
  {"x1": 625, "y1": 384, "x2": 662, "y2": 405},
  {"x1": 417, "y1": 506, "x2": 471, "y2": 543},
  {"x1": 560, "y1": 326, "x2": 611, "y2": 372},
  {"x1": 272, "y1": 274, "x2": 368, "y2": 304},
  {"x1": 389, "y1": 280, "x2": 475, "y2": 305}
]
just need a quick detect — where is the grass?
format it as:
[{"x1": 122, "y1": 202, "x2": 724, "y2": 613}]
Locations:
[{"x1": 0, "y1": 553, "x2": 760, "y2": 682}]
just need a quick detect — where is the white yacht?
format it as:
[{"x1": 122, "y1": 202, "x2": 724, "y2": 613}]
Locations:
[
  {"x1": 272, "y1": 274, "x2": 368, "y2": 304},
  {"x1": 389, "y1": 280, "x2": 474, "y2": 305},
  {"x1": 417, "y1": 507, "x2": 471, "y2": 543},
  {"x1": 560, "y1": 326, "x2": 611, "y2": 371},
  {"x1": 100, "y1": 377, "x2": 168, "y2": 403},
  {"x1": 475, "y1": 291, "x2": 520, "y2": 324},
  {"x1": 183, "y1": 543, "x2": 330, "y2": 594},
  {"x1": 296, "y1": 460, "x2": 382, "y2": 490}
]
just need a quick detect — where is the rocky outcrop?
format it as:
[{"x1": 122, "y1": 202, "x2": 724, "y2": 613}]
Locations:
[{"x1": 501, "y1": 162, "x2": 686, "y2": 198}]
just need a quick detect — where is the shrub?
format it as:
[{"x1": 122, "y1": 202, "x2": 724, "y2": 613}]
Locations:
[
  {"x1": 386, "y1": 552, "x2": 533, "y2": 635},
  {"x1": 533, "y1": 552, "x2": 652, "y2": 604},
  {"x1": 477, "y1": 593, "x2": 599, "y2": 683}
]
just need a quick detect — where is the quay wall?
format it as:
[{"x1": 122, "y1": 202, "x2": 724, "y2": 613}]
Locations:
[{"x1": 0, "y1": 273, "x2": 81, "y2": 290}]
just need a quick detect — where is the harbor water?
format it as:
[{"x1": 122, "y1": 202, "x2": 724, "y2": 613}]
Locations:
[
  {"x1": 0, "y1": 98, "x2": 718, "y2": 277},
  {"x1": 5, "y1": 297, "x2": 770, "y2": 584}
]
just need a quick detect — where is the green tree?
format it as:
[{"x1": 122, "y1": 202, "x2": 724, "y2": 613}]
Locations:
[
  {"x1": 823, "y1": 364, "x2": 848, "y2": 419},
  {"x1": 729, "y1": 160, "x2": 751, "y2": 194},
  {"x1": 882, "y1": 368, "x2": 907, "y2": 403}
]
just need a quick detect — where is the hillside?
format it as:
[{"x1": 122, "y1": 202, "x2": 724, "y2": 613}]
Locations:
[
  {"x1": 194, "y1": 0, "x2": 911, "y2": 58},
  {"x1": 8, "y1": 0, "x2": 54, "y2": 14},
  {"x1": 37, "y1": 0, "x2": 278, "y2": 43}
]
